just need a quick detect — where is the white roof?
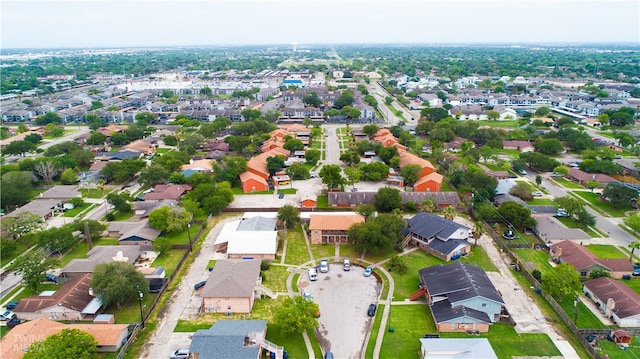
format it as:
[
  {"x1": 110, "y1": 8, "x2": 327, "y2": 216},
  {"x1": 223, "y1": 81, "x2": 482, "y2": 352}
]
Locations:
[
  {"x1": 215, "y1": 219, "x2": 277, "y2": 255},
  {"x1": 419, "y1": 338, "x2": 497, "y2": 359}
]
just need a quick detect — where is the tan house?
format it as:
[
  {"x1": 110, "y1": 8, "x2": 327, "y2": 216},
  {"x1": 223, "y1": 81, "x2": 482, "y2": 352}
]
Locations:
[
  {"x1": 0, "y1": 318, "x2": 129, "y2": 358},
  {"x1": 201, "y1": 260, "x2": 262, "y2": 314},
  {"x1": 308, "y1": 214, "x2": 365, "y2": 244},
  {"x1": 502, "y1": 140, "x2": 534, "y2": 153}
]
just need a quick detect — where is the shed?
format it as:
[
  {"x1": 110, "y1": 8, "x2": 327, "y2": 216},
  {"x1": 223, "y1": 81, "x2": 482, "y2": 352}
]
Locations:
[
  {"x1": 611, "y1": 329, "x2": 631, "y2": 344},
  {"x1": 94, "y1": 314, "x2": 115, "y2": 324}
]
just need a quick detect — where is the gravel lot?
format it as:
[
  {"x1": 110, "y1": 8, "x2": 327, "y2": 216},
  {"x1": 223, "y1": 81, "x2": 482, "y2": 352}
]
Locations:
[{"x1": 300, "y1": 263, "x2": 381, "y2": 359}]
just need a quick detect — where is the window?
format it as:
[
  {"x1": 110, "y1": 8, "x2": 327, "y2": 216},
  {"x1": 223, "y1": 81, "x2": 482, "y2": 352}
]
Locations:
[{"x1": 481, "y1": 303, "x2": 487, "y2": 307}]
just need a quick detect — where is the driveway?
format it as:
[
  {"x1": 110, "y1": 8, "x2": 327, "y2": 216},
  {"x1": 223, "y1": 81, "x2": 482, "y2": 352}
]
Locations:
[{"x1": 301, "y1": 263, "x2": 381, "y2": 359}]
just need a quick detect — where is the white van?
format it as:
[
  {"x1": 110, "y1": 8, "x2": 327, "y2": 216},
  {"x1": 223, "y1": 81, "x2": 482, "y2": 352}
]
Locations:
[{"x1": 308, "y1": 268, "x2": 318, "y2": 281}]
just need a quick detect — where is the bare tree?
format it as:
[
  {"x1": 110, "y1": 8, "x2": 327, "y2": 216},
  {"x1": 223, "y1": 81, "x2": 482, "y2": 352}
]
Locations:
[{"x1": 33, "y1": 161, "x2": 60, "y2": 184}]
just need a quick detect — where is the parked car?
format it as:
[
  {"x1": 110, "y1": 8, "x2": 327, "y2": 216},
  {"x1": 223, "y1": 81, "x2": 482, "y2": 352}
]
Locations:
[
  {"x1": 555, "y1": 208, "x2": 570, "y2": 217},
  {"x1": 633, "y1": 267, "x2": 640, "y2": 276},
  {"x1": 550, "y1": 172, "x2": 564, "y2": 177},
  {"x1": 519, "y1": 169, "x2": 527, "y2": 175},
  {"x1": 367, "y1": 303, "x2": 377, "y2": 317},
  {"x1": 325, "y1": 352, "x2": 334, "y2": 359},
  {"x1": 343, "y1": 259, "x2": 351, "y2": 271},
  {"x1": 5, "y1": 301, "x2": 18, "y2": 311},
  {"x1": 45, "y1": 273, "x2": 57, "y2": 283},
  {"x1": 308, "y1": 267, "x2": 318, "y2": 281},
  {"x1": 364, "y1": 266, "x2": 374, "y2": 277},
  {"x1": 0, "y1": 310, "x2": 16, "y2": 321},
  {"x1": 531, "y1": 191, "x2": 543, "y2": 197},
  {"x1": 278, "y1": 193, "x2": 285, "y2": 199},
  {"x1": 319, "y1": 260, "x2": 329, "y2": 273},
  {"x1": 194, "y1": 281, "x2": 207, "y2": 290},
  {"x1": 303, "y1": 292, "x2": 313, "y2": 302},
  {"x1": 170, "y1": 348, "x2": 190, "y2": 359}
]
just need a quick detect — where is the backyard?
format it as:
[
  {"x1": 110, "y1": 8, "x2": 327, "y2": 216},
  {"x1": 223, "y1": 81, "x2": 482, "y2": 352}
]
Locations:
[{"x1": 573, "y1": 191, "x2": 631, "y2": 217}]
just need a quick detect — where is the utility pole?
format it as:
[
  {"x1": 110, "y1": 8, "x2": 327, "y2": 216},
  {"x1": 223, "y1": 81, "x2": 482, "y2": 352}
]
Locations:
[{"x1": 84, "y1": 221, "x2": 93, "y2": 250}]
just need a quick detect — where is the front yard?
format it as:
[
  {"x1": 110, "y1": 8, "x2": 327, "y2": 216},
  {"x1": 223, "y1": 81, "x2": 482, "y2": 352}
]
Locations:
[{"x1": 572, "y1": 191, "x2": 631, "y2": 218}]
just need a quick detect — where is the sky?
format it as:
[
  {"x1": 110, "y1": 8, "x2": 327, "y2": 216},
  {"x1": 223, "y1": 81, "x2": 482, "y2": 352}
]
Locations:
[{"x1": 1, "y1": 0, "x2": 639, "y2": 49}]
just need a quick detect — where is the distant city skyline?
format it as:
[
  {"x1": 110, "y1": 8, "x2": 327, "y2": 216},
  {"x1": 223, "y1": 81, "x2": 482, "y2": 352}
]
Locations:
[{"x1": 2, "y1": 0, "x2": 639, "y2": 49}]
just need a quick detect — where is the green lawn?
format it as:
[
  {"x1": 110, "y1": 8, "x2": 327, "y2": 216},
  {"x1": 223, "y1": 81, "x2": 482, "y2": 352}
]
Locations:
[
  {"x1": 155, "y1": 147, "x2": 172, "y2": 154},
  {"x1": 284, "y1": 227, "x2": 311, "y2": 265},
  {"x1": 554, "y1": 217, "x2": 598, "y2": 237},
  {"x1": 552, "y1": 178, "x2": 583, "y2": 189},
  {"x1": 557, "y1": 297, "x2": 610, "y2": 329},
  {"x1": 81, "y1": 188, "x2": 106, "y2": 198},
  {"x1": 527, "y1": 198, "x2": 556, "y2": 206},
  {"x1": 573, "y1": 191, "x2": 631, "y2": 218},
  {"x1": 158, "y1": 224, "x2": 203, "y2": 245},
  {"x1": 389, "y1": 251, "x2": 444, "y2": 300},
  {"x1": 597, "y1": 337, "x2": 640, "y2": 359},
  {"x1": 483, "y1": 120, "x2": 519, "y2": 129},
  {"x1": 311, "y1": 244, "x2": 335, "y2": 262},
  {"x1": 262, "y1": 265, "x2": 289, "y2": 293},
  {"x1": 316, "y1": 196, "x2": 329, "y2": 208},
  {"x1": 0, "y1": 326, "x2": 8, "y2": 339},
  {"x1": 108, "y1": 211, "x2": 134, "y2": 221},
  {"x1": 0, "y1": 237, "x2": 37, "y2": 268},
  {"x1": 585, "y1": 245, "x2": 627, "y2": 259},
  {"x1": 439, "y1": 180, "x2": 454, "y2": 192},
  {"x1": 339, "y1": 244, "x2": 363, "y2": 261},
  {"x1": 277, "y1": 188, "x2": 297, "y2": 195},
  {"x1": 62, "y1": 202, "x2": 91, "y2": 217},
  {"x1": 364, "y1": 303, "x2": 385, "y2": 359},
  {"x1": 379, "y1": 305, "x2": 436, "y2": 359},
  {"x1": 151, "y1": 249, "x2": 186, "y2": 276},
  {"x1": 106, "y1": 292, "x2": 158, "y2": 324},
  {"x1": 460, "y1": 245, "x2": 499, "y2": 272},
  {"x1": 621, "y1": 278, "x2": 640, "y2": 295},
  {"x1": 514, "y1": 248, "x2": 553, "y2": 273}
]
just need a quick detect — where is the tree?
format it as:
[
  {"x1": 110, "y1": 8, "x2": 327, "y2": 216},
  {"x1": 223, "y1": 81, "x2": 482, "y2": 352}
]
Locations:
[
  {"x1": 574, "y1": 208, "x2": 596, "y2": 229},
  {"x1": 35, "y1": 225, "x2": 76, "y2": 253},
  {"x1": 535, "y1": 138, "x2": 564, "y2": 155},
  {"x1": 135, "y1": 112, "x2": 156, "y2": 127},
  {"x1": 343, "y1": 166, "x2": 362, "y2": 190},
  {"x1": 286, "y1": 163, "x2": 309, "y2": 180},
  {"x1": 624, "y1": 212, "x2": 640, "y2": 236},
  {"x1": 628, "y1": 241, "x2": 640, "y2": 263},
  {"x1": 442, "y1": 206, "x2": 457, "y2": 221},
  {"x1": 274, "y1": 296, "x2": 319, "y2": 335},
  {"x1": 86, "y1": 132, "x2": 107, "y2": 145},
  {"x1": 138, "y1": 164, "x2": 169, "y2": 187},
  {"x1": 24, "y1": 133, "x2": 42, "y2": 144},
  {"x1": 472, "y1": 221, "x2": 485, "y2": 246},
  {"x1": 266, "y1": 155, "x2": 285, "y2": 176},
  {"x1": 60, "y1": 168, "x2": 79, "y2": 184},
  {"x1": 487, "y1": 110, "x2": 500, "y2": 121},
  {"x1": 348, "y1": 213, "x2": 404, "y2": 254},
  {"x1": 497, "y1": 201, "x2": 536, "y2": 229},
  {"x1": 509, "y1": 182, "x2": 533, "y2": 201},
  {"x1": 361, "y1": 162, "x2": 390, "y2": 181},
  {"x1": 33, "y1": 161, "x2": 60, "y2": 184},
  {"x1": 541, "y1": 263, "x2": 581, "y2": 301},
  {"x1": 70, "y1": 219, "x2": 106, "y2": 241},
  {"x1": 106, "y1": 192, "x2": 132, "y2": 214},
  {"x1": 3, "y1": 140, "x2": 37, "y2": 156},
  {"x1": 374, "y1": 187, "x2": 402, "y2": 212},
  {"x1": 23, "y1": 329, "x2": 98, "y2": 359},
  {"x1": 109, "y1": 132, "x2": 130, "y2": 145},
  {"x1": 355, "y1": 204, "x2": 377, "y2": 220},
  {"x1": 319, "y1": 164, "x2": 344, "y2": 189},
  {"x1": 585, "y1": 180, "x2": 601, "y2": 192},
  {"x1": 162, "y1": 135, "x2": 178, "y2": 146},
  {"x1": 92, "y1": 261, "x2": 147, "y2": 308},
  {"x1": 283, "y1": 138, "x2": 304, "y2": 151},
  {"x1": 148, "y1": 206, "x2": 190, "y2": 232},
  {"x1": 13, "y1": 250, "x2": 59, "y2": 292},
  {"x1": 1, "y1": 211, "x2": 45, "y2": 239},
  {"x1": 152, "y1": 236, "x2": 172, "y2": 257},
  {"x1": 35, "y1": 112, "x2": 62, "y2": 125},
  {"x1": 334, "y1": 92, "x2": 354, "y2": 109},
  {"x1": 420, "y1": 198, "x2": 436, "y2": 213},
  {"x1": 603, "y1": 183, "x2": 638, "y2": 207},
  {"x1": 278, "y1": 204, "x2": 300, "y2": 228},
  {"x1": 302, "y1": 92, "x2": 322, "y2": 107},
  {"x1": 400, "y1": 164, "x2": 421, "y2": 186},
  {"x1": 304, "y1": 149, "x2": 321, "y2": 166},
  {"x1": 362, "y1": 124, "x2": 379, "y2": 138}
]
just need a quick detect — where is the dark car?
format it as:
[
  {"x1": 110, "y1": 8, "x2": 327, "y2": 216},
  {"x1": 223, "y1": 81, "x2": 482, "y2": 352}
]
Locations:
[
  {"x1": 6, "y1": 301, "x2": 18, "y2": 311},
  {"x1": 45, "y1": 273, "x2": 57, "y2": 283},
  {"x1": 194, "y1": 281, "x2": 207, "y2": 290},
  {"x1": 367, "y1": 303, "x2": 377, "y2": 317},
  {"x1": 278, "y1": 193, "x2": 285, "y2": 199},
  {"x1": 633, "y1": 267, "x2": 640, "y2": 276}
]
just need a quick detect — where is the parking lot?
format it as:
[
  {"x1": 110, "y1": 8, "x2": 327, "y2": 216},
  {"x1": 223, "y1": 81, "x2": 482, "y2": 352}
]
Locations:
[{"x1": 300, "y1": 263, "x2": 381, "y2": 359}]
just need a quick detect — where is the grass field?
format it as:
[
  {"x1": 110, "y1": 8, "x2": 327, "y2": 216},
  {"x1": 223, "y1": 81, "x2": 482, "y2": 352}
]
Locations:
[
  {"x1": 597, "y1": 337, "x2": 640, "y2": 359},
  {"x1": 151, "y1": 249, "x2": 186, "y2": 276},
  {"x1": 379, "y1": 305, "x2": 436, "y2": 358},
  {"x1": 514, "y1": 248, "x2": 553, "y2": 273},
  {"x1": 552, "y1": 178, "x2": 584, "y2": 189},
  {"x1": 364, "y1": 303, "x2": 385, "y2": 358},
  {"x1": 557, "y1": 297, "x2": 611, "y2": 329},
  {"x1": 585, "y1": 244, "x2": 627, "y2": 259},
  {"x1": 573, "y1": 191, "x2": 631, "y2": 217},
  {"x1": 262, "y1": 264, "x2": 289, "y2": 293},
  {"x1": 81, "y1": 188, "x2": 106, "y2": 198},
  {"x1": 284, "y1": 227, "x2": 312, "y2": 265}
]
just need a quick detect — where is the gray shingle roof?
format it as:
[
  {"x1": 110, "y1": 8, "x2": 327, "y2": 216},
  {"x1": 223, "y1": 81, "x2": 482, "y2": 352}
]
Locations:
[
  {"x1": 237, "y1": 216, "x2": 276, "y2": 231},
  {"x1": 427, "y1": 238, "x2": 469, "y2": 256},
  {"x1": 401, "y1": 212, "x2": 469, "y2": 241},
  {"x1": 418, "y1": 262, "x2": 503, "y2": 305},
  {"x1": 430, "y1": 300, "x2": 491, "y2": 324},
  {"x1": 190, "y1": 320, "x2": 268, "y2": 359},
  {"x1": 201, "y1": 260, "x2": 261, "y2": 298}
]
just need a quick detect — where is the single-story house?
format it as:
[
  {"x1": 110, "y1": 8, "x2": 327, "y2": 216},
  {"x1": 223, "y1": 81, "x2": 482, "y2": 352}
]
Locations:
[
  {"x1": 414, "y1": 172, "x2": 444, "y2": 192},
  {"x1": 419, "y1": 338, "x2": 498, "y2": 359},
  {"x1": 190, "y1": 320, "x2": 280, "y2": 359},
  {"x1": 550, "y1": 240, "x2": 633, "y2": 278},
  {"x1": 583, "y1": 277, "x2": 640, "y2": 327},
  {"x1": 121, "y1": 139, "x2": 155, "y2": 154},
  {"x1": 328, "y1": 191, "x2": 460, "y2": 208},
  {"x1": 308, "y1": 213, "x2": 365, "y2": 244},
  {"x1": 401, "y1": 212, "x2": 472, "y2": 261},
  {"x1": 107, "y1": 220, "x2": 161, "y2": 245},
  {"x1": 502, "y1": 140, "x2": 534, "y2": 153},
  {"x1": 13, "y1": 273, "x2": 102, "y2": 321},
  {"x1": 534, "y1": 217, "x2": 590, "y2": 242},
  {"x1": 144, "y1": 184, "x2": 192, "y2": 201},
  {"x1": 301, "y1": 195, "x2": 317, "y2": 209},
  {"x1": 62, "y1": 245, "x2": 150, "y2": 277},
  {"x1": 181, "y1": 159, "x2": 213, "y2": 173},
  {"x1": 567, "y1": 168, "x2": 617, "y2": 186},
  {"x1": 38, "y1": 185, "x2": 81, "y2": 200},
  {"x1": 214, "y1": 217, "x2": 278, "y2": 260},
  {"x1": 133, "y1": 199, "x2": 178, "y2": 218},
  {"x1": 201, "y1": 260, "x2": 262, "y2": 314},
  {"x1": 5, "y1": 198, "x2": 62, "y2": 221},
  {"x1": 0, "y1": 318, "x2": 129, "y2": 358},
  {"x1": 418, "y1": 262, "x2": 504, "y2": 332}
]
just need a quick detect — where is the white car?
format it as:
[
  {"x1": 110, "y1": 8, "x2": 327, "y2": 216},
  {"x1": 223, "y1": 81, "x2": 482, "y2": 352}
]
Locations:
[
  {"x1": 0, "y1": 310, "x2": 16, "y2": 321},
  {"x1": 531, "y1": 191, "x2": 543, "y2": 197},
  {"x1": 319, "y1": 260, "x2": 329, "y2": 273}
]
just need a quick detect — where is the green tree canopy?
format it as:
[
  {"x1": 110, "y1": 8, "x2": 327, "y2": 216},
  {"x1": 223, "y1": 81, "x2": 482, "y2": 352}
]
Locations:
[
  {"x1": 497, "y1": 201, "x2": 536, "y2": 229},
  {"x1": 542, "y1": 263, "x2": 581, "y2": 301},
  {"x1": 278, "y1": 204, "x2": 300, "y2": 228},
  {"x1": 23, "y1": 328, "x2": 98, "y2": 359},
  {"x1": 374, "y1": 187, "x2": 402, "y2": 212},
  {"x1": 274, "y1": 296, "x2": 319, "y2": 335},
  {"x1": 92, "y1": 261, "x2": 148, "y2": 308},
  {"x1": 13, "y1": 250, "x2": 59, "y2": 292}
]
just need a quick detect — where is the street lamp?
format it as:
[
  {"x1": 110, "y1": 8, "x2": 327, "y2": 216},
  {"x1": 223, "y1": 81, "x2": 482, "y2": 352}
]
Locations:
[
  {"x1": 137, "y1": 286, "x2": 145, "y2": 329},
  {"x1": 187, "y1": 223, "x2": 192, "y2": 253}
]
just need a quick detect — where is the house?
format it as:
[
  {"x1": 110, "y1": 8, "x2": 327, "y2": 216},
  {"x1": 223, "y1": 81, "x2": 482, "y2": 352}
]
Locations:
[
  {"x1": 190, "y1": 320, "x2": 283, "y2": 359},
  {"x1": 133, "y1": 199, "x2": 178, "y2": 218},
  {"x1": 534, "y1": 217, "x2": 590, "y2": 242},
  {"x1": 567, "y1": 168, "x2": 617, "y2": 186},
  {"x1": 419, "y1": 338, "x2": 498, "y2": 359},
  {"x1": 401, "y1": 213, "x2": 472, "y2": 261},
  {"x1": 181, "y1": 159, "x2": 213, "y2": 173},
  {"x1": 502, "y1": 140, "x2": 534, "y2": 153},
  {"x1": 13, "y1": 273, "x2": 102, "y2": 321},
  {"x1": 201, "y1": 260, "x2": 262, "y2": 314},
  {"x1": 5, "y1": 198, "x2": 62, "y2": 221},
  {"x1": 61, "y1": 245, "x2": 150, "y2": 277},
  {"x1": 308, "y1": 214, "x2": 365, "y2": 244},
  {"x1": 414, "y1": 172, "x2": 444, "y2": 192},
  {"x1": 418, "y1": 262, "x2": 505, "y2": 332},
  {"x1": 121, "y1": 139, "x2": 155, "y2": 154},
  {"x1": 583, "y1": 277, "x2": 640, "y2": 327},
  {"x1": 38, "y1": 185, "x2": 81, "y2": 200},
  {"x1": 214, "y1": 217, "x2": 278, "y2": 260},
  {"x1": 0, "y1": 318, "x2": 129, "y2": 358},
  {"x1": 550, "y1": 240, "x2": 633, "y2": 278},
  {"x1": 107, "y1": 220, "x2": 161, "y2": 245},
  {"x1": 144, "y1": 184, "x2": 192, "y2": 201},
  {"x1": 239, "y1": 171, "x2": 269, "y2": 193}
]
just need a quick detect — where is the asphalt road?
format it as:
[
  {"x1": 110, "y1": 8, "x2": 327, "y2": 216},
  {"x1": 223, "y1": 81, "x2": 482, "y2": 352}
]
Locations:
[{"x1": 3, "y1": 126, "x2": 90, "y2": 163}]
